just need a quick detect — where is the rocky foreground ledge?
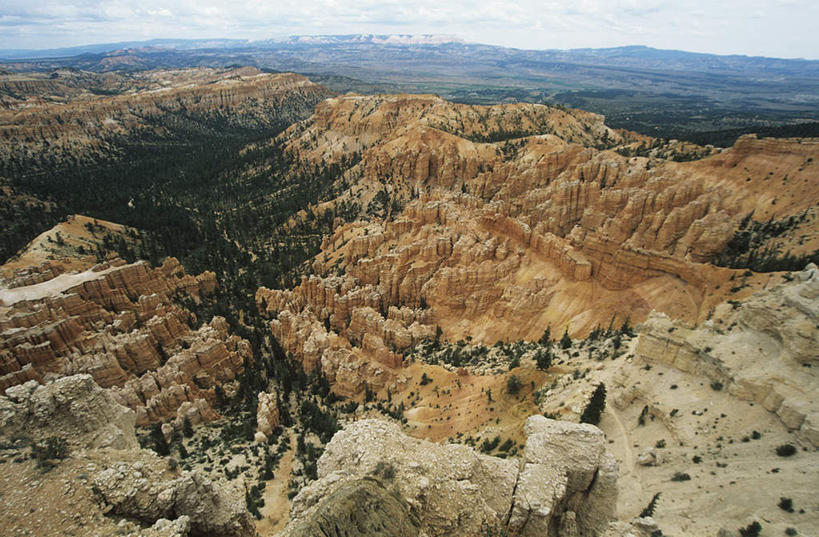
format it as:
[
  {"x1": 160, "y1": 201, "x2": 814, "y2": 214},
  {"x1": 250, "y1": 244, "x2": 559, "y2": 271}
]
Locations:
[
  {"x1": 281, "y1": 418, "x2": 656, "y2": 537},
  {"x1": 0, "y1": 374, "x2": 255, "y2": 537}
]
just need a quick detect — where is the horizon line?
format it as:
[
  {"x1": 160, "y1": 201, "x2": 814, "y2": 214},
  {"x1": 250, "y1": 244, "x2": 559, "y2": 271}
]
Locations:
[{"x1": 1, "y1": 35, "x2": 818, "y2": 63}]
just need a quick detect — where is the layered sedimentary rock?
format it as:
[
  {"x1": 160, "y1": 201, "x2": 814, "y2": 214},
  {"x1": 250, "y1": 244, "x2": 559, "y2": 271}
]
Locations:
[
  {"x1": 282, "y1": 416, "x2": 620, "y2": 537},
  {"x1": 0, "y1": 371, "x2": 254, "y2": 537},
  {"x1": 280, "y1": 478, "x2": 421, "y2": 537},
  {"x1": 257, "y1": 94, "x2": 818, "y2": 389},
  {"x1": 636, "y1": 263, "x2": 819, "y2": 445},
  {"x1": 0, "y1": 67, "x2": 334, "y2": 167},
  {"x1": 0, "y1": 255, "x2": 250, "y2": 424}
]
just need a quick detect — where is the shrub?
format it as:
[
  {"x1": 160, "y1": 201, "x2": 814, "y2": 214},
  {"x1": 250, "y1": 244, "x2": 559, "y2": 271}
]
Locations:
[
  {"x1": 785, "y1": 528, "x2": 798, "y2": 536},
  {"x1": 776, "y1": 444, "x2": 797, "y2": 457},
  {"x1": 371, "y1": 461, "x2": 396, "y2": 481},
  {"x1": 738, "y1": 521, "x2": 761, "y2": 537},
  {"x1": 560, "y1": 328, "x2": 572, "y2": 350},
  {"x1": 506, "y1": 375, "x2": 522, "y2": 395},
  {"x1": 31, "y1": 436, "x2": 69, "y2": 471},
  {"x1": 638, "y1": 406, "x2": 649, "y2": 426},
  {"x1": 183, "y1": 417, "x2": 194, "y2": 438},
  {"x1": 499, "y1": 438, "x2": 515, "y2": 452},
  {"x1": 419, "y1": 372, "x2": 433, "y2": 386},
  {"x1": 778, "y1": 497, "x2": 794, "y2": 513},
  {"x1": 480, "y1": 521, "x2": 511, "y2": 537},
  {"x1": 150, "y1": 423, "x2": 170, "y2": 456},
  {"x1": 538, "y1": 327, "x2": 552, "y2": 346},
  {"x1": 535, "y1": 348, "x2": 552, "y2": 370},
  {"x1": 710, "y1": 381, "x2": 724, "y2": 391},
  {"x1": 670, "y1": 472, "x2": 691, "y2": 482},
  {"x1": 245, "y1": 485, "x2": 264, "y2": 519},
  {"x1": 480, "y1": 436, "x2": 501, "y2": 453}
]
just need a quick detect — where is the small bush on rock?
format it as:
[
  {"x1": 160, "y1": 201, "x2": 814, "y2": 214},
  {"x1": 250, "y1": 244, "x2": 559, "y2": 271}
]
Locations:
[{"x1": 31, "y1": 436, "x2": 69, "y2": 471}]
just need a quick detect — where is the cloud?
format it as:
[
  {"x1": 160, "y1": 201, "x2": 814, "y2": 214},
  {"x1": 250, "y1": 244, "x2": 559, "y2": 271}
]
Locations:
[{"x1": 0, "y1": 0, "x2": 817, "y2": 59}]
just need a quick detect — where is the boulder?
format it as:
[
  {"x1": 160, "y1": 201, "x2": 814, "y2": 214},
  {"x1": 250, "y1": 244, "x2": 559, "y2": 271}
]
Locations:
[{"x1": 636, "y1": 448, "x2": 657, "y2": 466}]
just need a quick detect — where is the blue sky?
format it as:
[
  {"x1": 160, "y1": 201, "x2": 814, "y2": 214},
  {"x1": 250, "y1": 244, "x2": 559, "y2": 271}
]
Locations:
[{"x1": 1, "y1": 0, "x2": 817, "y2": 59}]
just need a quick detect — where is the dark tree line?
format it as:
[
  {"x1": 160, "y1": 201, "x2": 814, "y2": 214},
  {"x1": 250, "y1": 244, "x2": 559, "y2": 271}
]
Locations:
[{"x1": 713, "y1": 211, "x2": 817, "y2": 273}]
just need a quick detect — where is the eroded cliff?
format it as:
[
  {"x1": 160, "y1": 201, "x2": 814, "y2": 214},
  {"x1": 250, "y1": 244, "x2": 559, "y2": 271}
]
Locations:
[
  {"x1": 257, "y1": 93, "x2": 818, "y2": 399},
  {"x1": 0, "y1": 220, "x2": 250, "y2": 426}
]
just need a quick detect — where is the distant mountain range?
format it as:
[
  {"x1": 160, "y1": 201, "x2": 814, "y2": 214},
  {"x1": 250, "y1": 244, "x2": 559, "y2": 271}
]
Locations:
[
  {"x1": 0, "y1": 39, "x2": 248, "y2": 60},
  {"x1": 2, "y1": 35, "x2": 819, "y2": 138},
  {"x1": 0, "y1": 35, "x2": 470, "y2": 60},
  {"x1": 3, "y1": 35, "x2": 816, "y2": 70}
]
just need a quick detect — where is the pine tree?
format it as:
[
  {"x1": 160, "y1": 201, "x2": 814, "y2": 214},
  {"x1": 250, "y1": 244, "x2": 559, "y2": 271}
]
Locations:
[
  {"x1": 150, "y1": 423, "x2": 170, "y2": 456},
  {"x1": 639, "y1": 492, "x2": 661, "y2": 518},
  {"x1": 580, "y1": 383, "x2": 606, "y2": 425},
  {"x1": 560, "y1": 328, "x2": 572, "y2": 350},
  {"x1": 539, "y1": 326, "x2": 552, "y2": 346},
  {"x1": 183, "y1": 416, "x2": 194, "y2": 438},
  {"x1": 535, "y1": 348, "x2": 552, "y2": 371}
]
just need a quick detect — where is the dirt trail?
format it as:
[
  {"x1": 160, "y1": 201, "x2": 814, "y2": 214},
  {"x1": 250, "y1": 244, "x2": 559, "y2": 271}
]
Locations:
[
  {"x1": 608, "y1": 406, "x2": 636, "y2": 478},
  {"x1": 603, "y1": 404, "x2": 646, "y2": 519},
  {"x1": 256, "y1": 440, "x2": 295, "y2": 536}
]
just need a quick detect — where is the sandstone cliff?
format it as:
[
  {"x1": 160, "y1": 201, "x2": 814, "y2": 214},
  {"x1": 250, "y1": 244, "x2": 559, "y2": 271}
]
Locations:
[
  {"x1": 0, "y1": 373, "x2": 136, "y2": 449},
  {"x1": 93, "y1": 462, "x2": 255, "y2": 537},
  {"x1": 0, "y1": 67, "x2": 334, "y2": 168},
  {"x1": 635, "y1": 263, "x2": 819, "y2": 446},
  {"x1": 258, "y1": 93, "x2": 818, "y2": 396},
  {"x1": 522, "y1": 264, "x2": 819, "y2": 535}
]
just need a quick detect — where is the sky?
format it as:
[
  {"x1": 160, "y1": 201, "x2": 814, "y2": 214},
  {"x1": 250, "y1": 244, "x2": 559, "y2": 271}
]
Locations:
[{"x1": 1, "y1": 0, "x2": 818, "y2": 59}]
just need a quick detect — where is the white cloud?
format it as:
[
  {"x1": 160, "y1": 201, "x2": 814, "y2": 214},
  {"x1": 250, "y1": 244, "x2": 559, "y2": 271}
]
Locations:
[{"x1": 0, "y1": 0, "x2": 816, "y2": 58}]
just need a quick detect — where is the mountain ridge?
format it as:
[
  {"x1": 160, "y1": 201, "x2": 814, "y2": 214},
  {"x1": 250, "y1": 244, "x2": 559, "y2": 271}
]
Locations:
[
  {"x1": 5, "y1": 36, "x2": 817, "y2": 141},
  {"x1": 4, "y1": 38, "x2": 819, "y2": 65}
]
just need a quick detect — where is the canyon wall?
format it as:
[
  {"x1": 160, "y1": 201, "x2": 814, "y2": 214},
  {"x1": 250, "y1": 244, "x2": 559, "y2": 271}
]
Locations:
[
  {"x1": 1, "y1": 254, "x2": 249, "y2": 425},
  {"x1": 258, "y1": 94, "x2": 818, "y2": 388}
]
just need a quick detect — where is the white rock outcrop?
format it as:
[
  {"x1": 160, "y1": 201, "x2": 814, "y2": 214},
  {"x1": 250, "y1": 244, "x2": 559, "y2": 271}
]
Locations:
[
  {"x1": 636, "y1": 264, "x2": 819, "y2": 446},
  {"x1": 256, "y1": 389, "x2": 280, "y2": 440},
  {"x1": 0, "y1": 374, "x2": 137, "y2": 449},
  {"x1": 283, "y1": 416, "x2": 619, "y2": 537},
  {"x1": 92, "y1": 462, "x2": 255, "y2": 537}
]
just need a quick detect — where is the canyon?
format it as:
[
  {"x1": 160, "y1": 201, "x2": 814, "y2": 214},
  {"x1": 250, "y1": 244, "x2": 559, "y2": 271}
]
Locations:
[
  {"x1": 0, "y1": 68, "x2": 817, "y2": 537},
  {"x1": 0, "y1": 67, "x2": 332, "y2": 165},
  {"x1": 257, "y1": 93, "x2": 818, "y2": 398}
]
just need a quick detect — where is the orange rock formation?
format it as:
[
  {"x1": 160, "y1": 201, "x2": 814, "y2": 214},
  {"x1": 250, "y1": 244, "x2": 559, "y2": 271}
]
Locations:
[
  {"x1": 1, "y1": 255, "x2": 249, "y2": 425},
  {"x1": 257, "y1": 94, "x2": 819, "y2": 396}
]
